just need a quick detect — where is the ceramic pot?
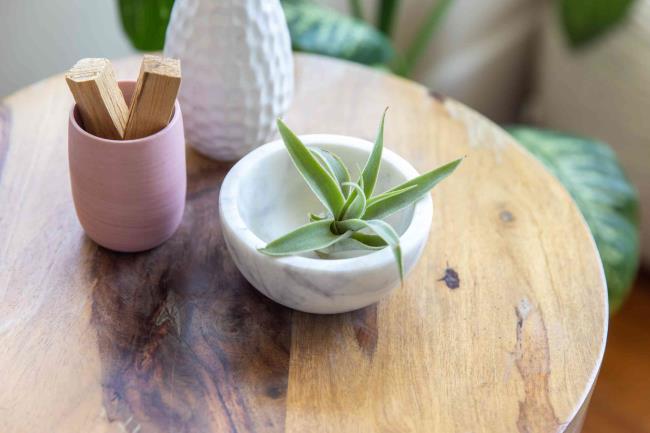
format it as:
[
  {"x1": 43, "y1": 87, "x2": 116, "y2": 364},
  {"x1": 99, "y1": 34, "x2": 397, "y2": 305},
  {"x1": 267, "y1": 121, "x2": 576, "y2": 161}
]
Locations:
[
  {"x1": 219, "y1": 135, "x2": 433, "y2": 314},
  {"x1": 529, "y1": 3, "x2": 650, "y2": 266},
  {"x1": 68, "y1": 81, "x2": 186, "y2": 252},
  {"x1": 164, "y1": 0, "x2": 294, "y2": 161}
]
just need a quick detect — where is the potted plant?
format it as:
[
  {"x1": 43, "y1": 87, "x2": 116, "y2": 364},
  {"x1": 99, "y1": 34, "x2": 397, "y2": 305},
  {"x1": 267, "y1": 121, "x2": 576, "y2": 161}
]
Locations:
[
  {"x1": 529, "y1": 0, "x2": 649, "y2": 271},
  {"x1": 219, "y1": 111, "x2": 461, "y2": 313}
]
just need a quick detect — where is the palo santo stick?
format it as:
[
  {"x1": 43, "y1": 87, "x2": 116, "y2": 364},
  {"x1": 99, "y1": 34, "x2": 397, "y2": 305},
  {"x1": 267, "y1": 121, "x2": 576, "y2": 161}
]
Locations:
[
  {"x1": 65, "y1": 58, "x2": 128, "y2": 140},
  {"x1": 124, "y1": 55, "x2": 181, "y2": 140}
]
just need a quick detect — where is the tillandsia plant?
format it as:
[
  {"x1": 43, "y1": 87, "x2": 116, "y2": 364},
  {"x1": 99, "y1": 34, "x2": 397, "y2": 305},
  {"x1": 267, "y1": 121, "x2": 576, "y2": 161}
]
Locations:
[{"x1": 259, "y1": 110, "x2": 462, "y2": 281}]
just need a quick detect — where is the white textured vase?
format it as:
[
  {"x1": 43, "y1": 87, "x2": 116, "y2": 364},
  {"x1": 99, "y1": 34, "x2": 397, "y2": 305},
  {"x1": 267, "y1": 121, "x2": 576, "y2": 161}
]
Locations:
[{"x1": 164, "y1": 0, "x2": 294, "y2": 160}]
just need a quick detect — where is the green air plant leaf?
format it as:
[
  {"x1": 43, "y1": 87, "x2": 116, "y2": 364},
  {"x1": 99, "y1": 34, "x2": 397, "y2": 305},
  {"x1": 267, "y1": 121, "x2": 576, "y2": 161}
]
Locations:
[
  {"x1": 118, "y1": 0, "x2": 175, "y2": 51},
  {"x1": 282, "y1": 1, "x2": 396, "y2": 66},
  {"x1": 315, "y1": 237, "x2": 385, "y2": 258},
  {"x1": 364, "y1": 158, "x2": 462, "y2": 220},
  {"x1": 261, "y1": 112, "x2": 461, "y2": 284},
  {"x1": 308, "y1": 212, "x2": 327, "y2": 222},
  {"x1": 277, "y1": 119, "x2": 345, "y2": 217},
  {"x1": 507, "y1": 126, "x2": 640, "y2": 312},
  {"x1": 361, "y1": 108, "x2": 388, "y2": 197},
  {"x1": 351, "y1": 232, "x2": 388, "y2": 248},
  {"x1": 259, "y1": 219, "x2": 350, "y2": 256},
  {"x1": 335, "y1": 219, "x2": 403, "y2": 279},
  {"x1": 560, "y1": 0, "x2": 636, "y2": 48},
  {"x1": 366, "y1": 184, "x2": 418, "y2": 207},
  {"x1": 340, "y1": 182, "x2": 367, "y2": 220},
  {"x1": 311, "y1": 148, "x2": 351, "y2": 196},
  {"x1": 338, "y1": 108, "x2": 387, "y2": 217}
]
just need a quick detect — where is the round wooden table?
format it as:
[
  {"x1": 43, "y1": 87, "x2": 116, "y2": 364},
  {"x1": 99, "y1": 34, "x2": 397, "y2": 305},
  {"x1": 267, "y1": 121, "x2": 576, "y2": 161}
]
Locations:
[{"x1": 0, "y1": 54, "x2": 607, "y2": 433}]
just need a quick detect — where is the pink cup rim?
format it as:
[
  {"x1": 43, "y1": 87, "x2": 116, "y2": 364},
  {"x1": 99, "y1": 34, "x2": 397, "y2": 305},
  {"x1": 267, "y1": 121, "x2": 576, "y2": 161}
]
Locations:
[{"x1": 68, "y1": 80, "x2": 182, "y2": 145}]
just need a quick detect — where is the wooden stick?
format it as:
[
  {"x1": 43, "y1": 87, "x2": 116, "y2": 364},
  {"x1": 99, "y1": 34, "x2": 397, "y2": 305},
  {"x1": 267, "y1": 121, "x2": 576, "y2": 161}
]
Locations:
[
  {"x1": 124, "y1": 55, "x2": 181, "y2": 140},
  {"x1": 65, "y1": 58, "x2": 128, "y2": 140}
]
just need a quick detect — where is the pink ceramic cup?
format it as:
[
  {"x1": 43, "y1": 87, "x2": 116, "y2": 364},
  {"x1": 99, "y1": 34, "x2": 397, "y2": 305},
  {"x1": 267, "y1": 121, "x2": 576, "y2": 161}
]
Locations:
[{"x1": 68, "y1": 81, "x2": 186, "y2": 252}]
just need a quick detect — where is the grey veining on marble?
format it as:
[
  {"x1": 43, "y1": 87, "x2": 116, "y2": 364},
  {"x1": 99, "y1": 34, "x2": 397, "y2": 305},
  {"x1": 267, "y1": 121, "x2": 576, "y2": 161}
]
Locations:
[{"x1": 219, "y1": 134, "x2": 433, "y2": 314}]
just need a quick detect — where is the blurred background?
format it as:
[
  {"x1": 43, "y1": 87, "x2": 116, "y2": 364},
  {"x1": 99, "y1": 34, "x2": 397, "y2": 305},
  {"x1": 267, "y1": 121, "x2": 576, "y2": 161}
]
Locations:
[{"x1": 1, "y1": 0, "x2": 648, "y2": 430}]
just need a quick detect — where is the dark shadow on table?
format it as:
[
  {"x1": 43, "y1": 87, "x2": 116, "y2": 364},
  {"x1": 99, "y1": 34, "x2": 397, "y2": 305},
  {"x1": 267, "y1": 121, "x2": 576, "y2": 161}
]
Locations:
[{"x1": 88, "y1": 151, "x2": 292, "y2": 433}]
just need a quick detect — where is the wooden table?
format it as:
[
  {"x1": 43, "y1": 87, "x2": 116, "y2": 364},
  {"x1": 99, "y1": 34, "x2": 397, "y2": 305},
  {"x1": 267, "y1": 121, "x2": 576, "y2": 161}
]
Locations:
[{"x1": 0, "y1": 54, "x2": 607, "y2": 433}]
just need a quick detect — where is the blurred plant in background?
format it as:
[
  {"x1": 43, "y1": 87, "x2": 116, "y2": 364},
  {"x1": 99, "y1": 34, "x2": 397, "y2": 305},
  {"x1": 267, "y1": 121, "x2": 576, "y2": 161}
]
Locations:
[
  {"x1": 508, "y1": 128, "x2": 640, "y2": 312},
  {"x1": 117, "y1": 0, "x2": 641, "y2": 311},
  {"x1": 118, "y1": 0, "x2": 638, "y2": 69},
  {"x1": 118, "y1": 0, "x2": 452, "y2": 76},
  {"x1": 560, "y1": 0, "x2": 636, "y2": 47},
  {"x1": 118, "y1": 0, "x2": 175, "y2": 51}
]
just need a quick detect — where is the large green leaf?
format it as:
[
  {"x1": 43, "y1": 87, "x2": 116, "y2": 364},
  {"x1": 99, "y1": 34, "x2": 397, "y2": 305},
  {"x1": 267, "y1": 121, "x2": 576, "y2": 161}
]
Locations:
[
  {"x1": 560, "y1": 0, "x2": 636, "y2": 48},
  {"x1": 118, "y1": 0, "x2": 175, "y2": 51},
  {"x1": 507, "y1": 126, "x2": 640, "y2": 312},
  {"x1": 282, "y1": 1, "x2": 396, "y2": 66}
]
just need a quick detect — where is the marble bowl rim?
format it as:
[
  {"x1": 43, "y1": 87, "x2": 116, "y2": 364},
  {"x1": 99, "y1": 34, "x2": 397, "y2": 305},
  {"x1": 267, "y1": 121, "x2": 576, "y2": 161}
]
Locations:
[{"x1": 219, "y1": 134, "x2": 433, "y2": 273}]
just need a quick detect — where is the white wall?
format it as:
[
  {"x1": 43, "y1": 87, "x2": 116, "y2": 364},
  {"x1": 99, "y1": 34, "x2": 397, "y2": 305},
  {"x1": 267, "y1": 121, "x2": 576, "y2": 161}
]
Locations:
[{"x1": 0, "y1": 0, "x2": 135, "y2": 98}]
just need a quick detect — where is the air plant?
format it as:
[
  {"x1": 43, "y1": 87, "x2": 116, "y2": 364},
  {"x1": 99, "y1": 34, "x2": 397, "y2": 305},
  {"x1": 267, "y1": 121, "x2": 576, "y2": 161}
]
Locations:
[{"x1": 259, "y1": 110, "x2": 462, "y2": 281}]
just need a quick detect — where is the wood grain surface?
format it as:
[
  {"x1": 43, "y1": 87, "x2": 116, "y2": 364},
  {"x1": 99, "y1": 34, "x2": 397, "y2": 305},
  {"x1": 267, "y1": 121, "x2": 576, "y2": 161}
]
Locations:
[{"x1": 0, "y1": 54, "x2": 607, "y2": 433}]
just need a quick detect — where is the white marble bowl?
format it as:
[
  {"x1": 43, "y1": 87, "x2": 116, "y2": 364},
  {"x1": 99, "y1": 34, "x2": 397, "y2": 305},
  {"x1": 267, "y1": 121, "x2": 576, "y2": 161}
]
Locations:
[{"x1": 219, "y1": 135, "x2": 433, "y2": 314}]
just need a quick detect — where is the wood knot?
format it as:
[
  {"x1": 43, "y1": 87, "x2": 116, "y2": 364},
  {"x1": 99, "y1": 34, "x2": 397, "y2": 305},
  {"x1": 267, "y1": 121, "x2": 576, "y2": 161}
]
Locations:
[
  {"x1": 439, "y1": 268, "x2": 460, "y2": 289},
  {"x1": 500, "y1": 210, "x2": 515, "y2": 223}
]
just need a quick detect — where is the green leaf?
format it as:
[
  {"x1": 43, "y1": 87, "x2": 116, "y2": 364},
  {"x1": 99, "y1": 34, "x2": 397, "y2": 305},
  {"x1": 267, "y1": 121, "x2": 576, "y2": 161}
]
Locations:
[
  {"x1": 338, "y1": 176, "x2": 363, "y2": 219},
  {"x1": 311, "y1": 148, "x2": 351, "y2": 196},
  {"x1": 336, "y1": 109, "x2": 387, "y2": 217},
  {"x1": 377, "y1": 0, "x2": 400, "y2": 37},
  {"x1": 282, "y1": 1, "x2": 396, "y2": 66},
  {"x1": 277, "y1": 119, "x2": 346, "y2": 216},
  {"x1": 507, "y1": 126, "x2": 640, "y2": 312},
  {"x1": 315, "y1": 236, "x2": 386, "y2": 258},
  {"x1": 351, "y1": 232, "x2": 388, "y2": 247},
  {"x1": 341, "y1": 182, "x2": 367, "y2": 220},
  {"x1": 117, "y1": 0, "x2": 175, "y2": 51},
  {"x1": 349, "y1": 0, "x2": 364, "y2": 20},
  {"x1": 398, "y1": 0, "x2": 453, "y2": 76},
  {"x1": 364, "y1": 158, "x2": 462, "y2": 220},
  {"x1": 335, "y1": 218, "x2": 403, "y2": 280},
  {"x1": 366, "y1": 184, "x2": 417, "y2": 206},
  {"x1": 361, "y1": 108, "x2": 388, "y2": 197},
  {"x1": 308, "y1": 212, "x2": 327, "y2": 222},
  {"x1": 259, "y1": 219, "x2": 350, "y2": 256},
  {"x1": 560, "y1": 0, "x2": 636, "y2": 48}
]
